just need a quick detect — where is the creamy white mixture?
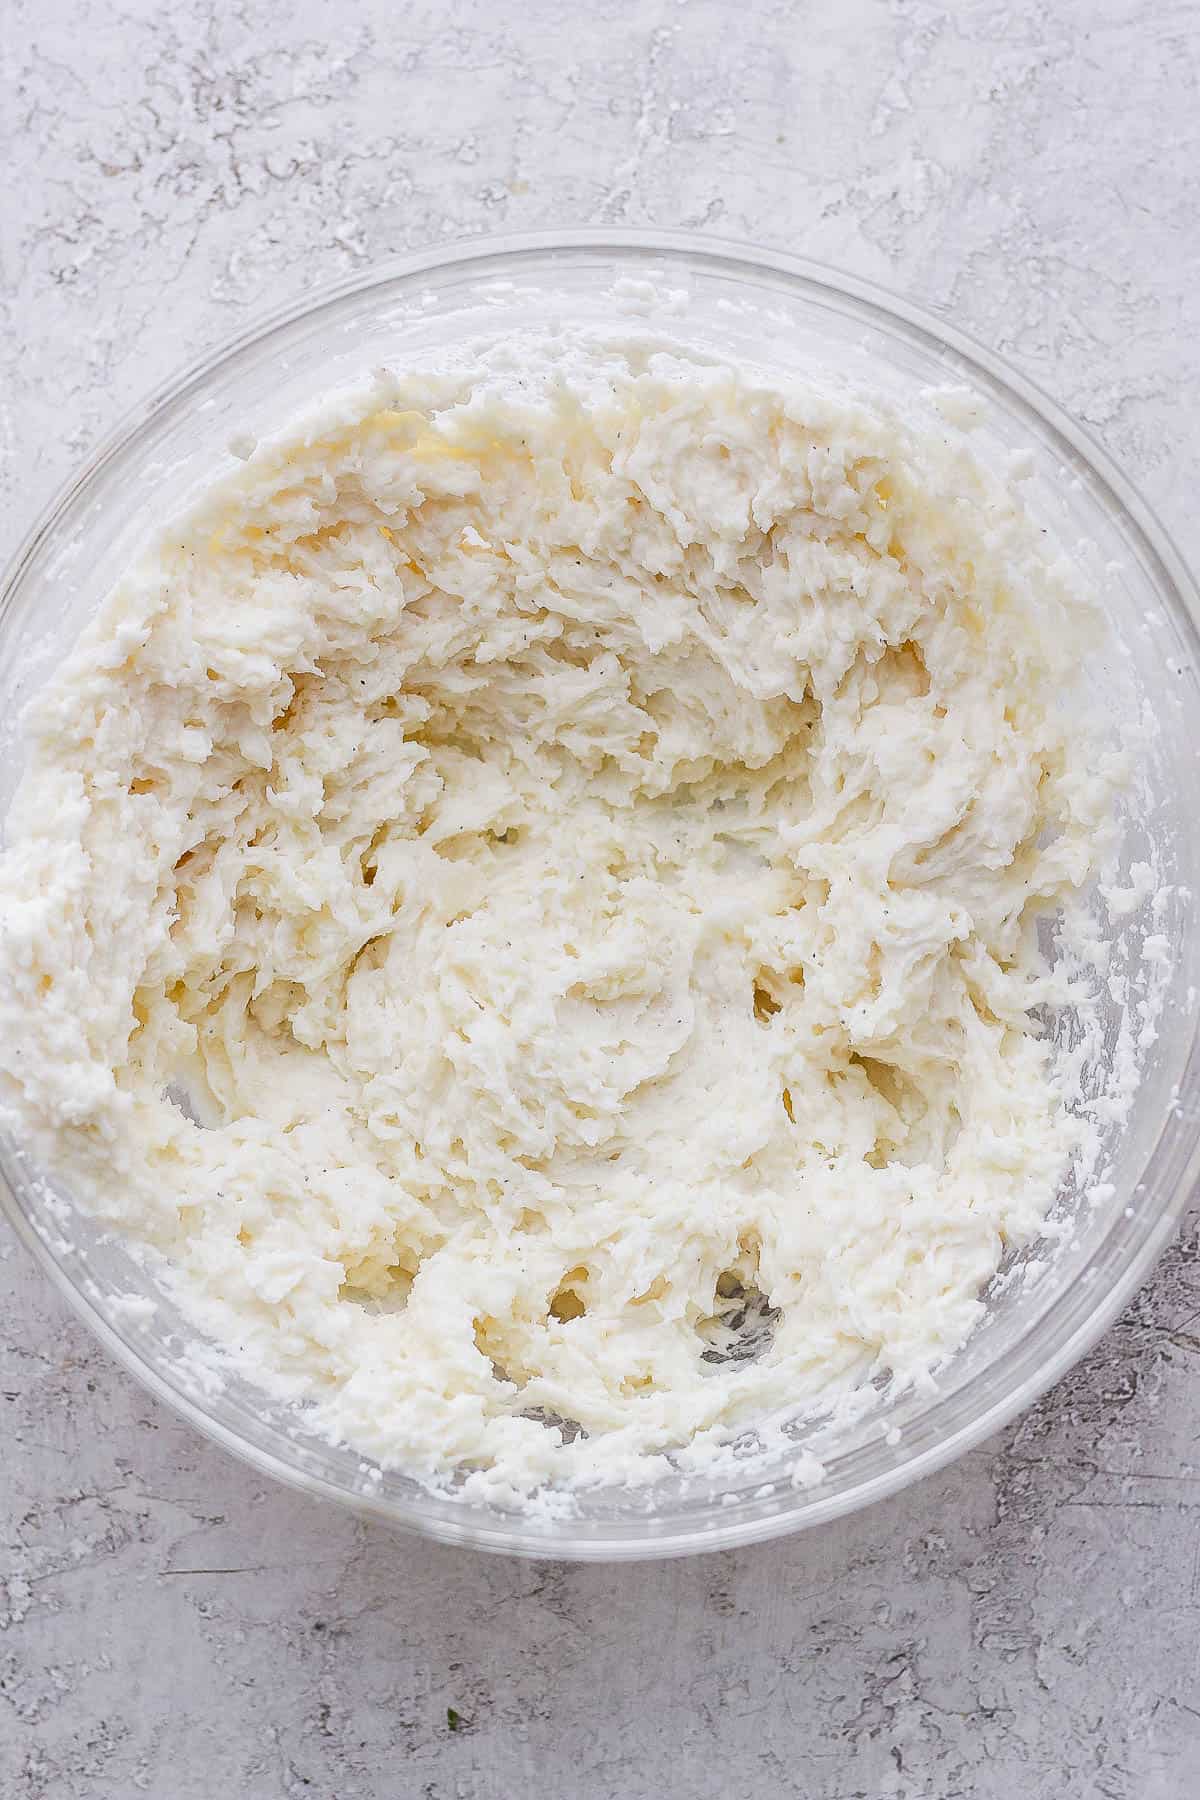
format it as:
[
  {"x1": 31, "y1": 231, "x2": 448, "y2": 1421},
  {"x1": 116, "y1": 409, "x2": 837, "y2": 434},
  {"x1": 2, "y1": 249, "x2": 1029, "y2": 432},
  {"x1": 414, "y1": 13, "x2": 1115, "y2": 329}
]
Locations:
[{"x1": 0, "y1": 341, "x2": 1116, "y2": 1499}]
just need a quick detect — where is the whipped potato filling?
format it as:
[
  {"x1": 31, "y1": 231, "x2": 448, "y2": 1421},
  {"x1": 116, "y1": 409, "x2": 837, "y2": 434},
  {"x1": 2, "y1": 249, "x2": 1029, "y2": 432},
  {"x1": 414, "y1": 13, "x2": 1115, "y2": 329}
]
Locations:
[{"x1": 0, "y1": 341, "x2": 1114, "y2": 1498}]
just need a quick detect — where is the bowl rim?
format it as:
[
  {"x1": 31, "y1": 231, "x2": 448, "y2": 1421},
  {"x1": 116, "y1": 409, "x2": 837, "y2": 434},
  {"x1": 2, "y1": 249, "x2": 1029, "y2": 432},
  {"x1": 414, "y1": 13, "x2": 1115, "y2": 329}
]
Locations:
[{"x1": 3, "y1": 225, "x2": 1200, "y2": 1561}]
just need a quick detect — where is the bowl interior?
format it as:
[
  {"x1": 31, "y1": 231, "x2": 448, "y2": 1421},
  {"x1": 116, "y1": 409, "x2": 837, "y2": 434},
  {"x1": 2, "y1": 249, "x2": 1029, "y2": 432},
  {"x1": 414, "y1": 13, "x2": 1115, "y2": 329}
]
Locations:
[{"x1": 3, "y1": 235, "x2": 1199, "y2": 1558}]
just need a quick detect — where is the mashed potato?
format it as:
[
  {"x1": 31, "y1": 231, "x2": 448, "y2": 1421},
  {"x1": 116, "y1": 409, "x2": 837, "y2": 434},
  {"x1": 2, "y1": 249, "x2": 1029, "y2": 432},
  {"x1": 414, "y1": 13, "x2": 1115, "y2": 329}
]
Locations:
[{"x1": 0, "y1": 340, "x2": 1113, "y2": 1498}]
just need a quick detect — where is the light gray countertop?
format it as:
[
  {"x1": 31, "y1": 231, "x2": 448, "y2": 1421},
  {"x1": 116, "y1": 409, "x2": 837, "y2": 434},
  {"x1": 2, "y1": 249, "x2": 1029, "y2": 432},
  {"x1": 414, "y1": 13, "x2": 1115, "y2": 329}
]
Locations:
[{"x1": 3, "y1": 3, "x2": 1199, "y2": 1795}]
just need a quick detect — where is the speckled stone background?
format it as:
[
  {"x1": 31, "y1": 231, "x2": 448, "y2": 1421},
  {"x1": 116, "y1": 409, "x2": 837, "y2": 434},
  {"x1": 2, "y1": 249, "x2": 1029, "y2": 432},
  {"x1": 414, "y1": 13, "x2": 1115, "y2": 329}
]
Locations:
[{"x1": 3, "y1": 2, "x2": 1200, "y2": 1795}]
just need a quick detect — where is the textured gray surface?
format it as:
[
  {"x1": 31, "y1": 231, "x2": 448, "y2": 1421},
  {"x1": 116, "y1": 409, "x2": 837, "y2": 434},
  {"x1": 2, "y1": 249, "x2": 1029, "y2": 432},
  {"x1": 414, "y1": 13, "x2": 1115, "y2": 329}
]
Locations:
[{"x1": 3, "y1": 2, "x2": 1200, "y2": 1795}]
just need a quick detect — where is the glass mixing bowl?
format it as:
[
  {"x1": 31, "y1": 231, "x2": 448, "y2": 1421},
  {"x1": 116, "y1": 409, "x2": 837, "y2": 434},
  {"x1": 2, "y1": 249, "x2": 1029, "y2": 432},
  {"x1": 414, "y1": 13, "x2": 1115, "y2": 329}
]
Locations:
[{"x1": 2, "y1": 230, "x2": 1199, "y2": 1560}]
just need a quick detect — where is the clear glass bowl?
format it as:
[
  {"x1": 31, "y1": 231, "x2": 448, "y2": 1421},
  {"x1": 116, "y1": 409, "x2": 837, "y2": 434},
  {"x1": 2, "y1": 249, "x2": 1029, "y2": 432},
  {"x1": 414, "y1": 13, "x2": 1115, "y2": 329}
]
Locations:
[{"x1": 3, "y1": 230, "x2": 1199, "y2": 1561}]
